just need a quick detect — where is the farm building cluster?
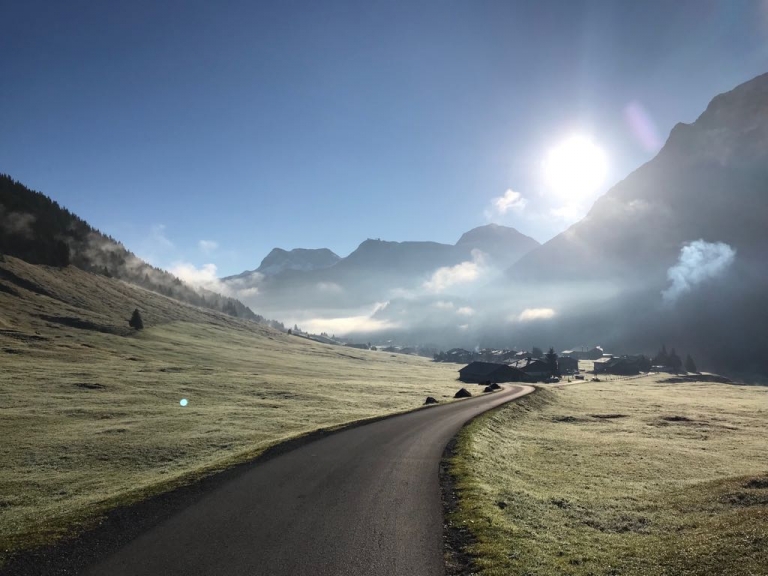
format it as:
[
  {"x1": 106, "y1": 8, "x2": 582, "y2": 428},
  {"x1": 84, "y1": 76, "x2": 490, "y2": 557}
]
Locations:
[
  {"x1": 451, "y1": 345, "x2": 685, "y2": 384},
  {"x1": 441, "y1": 343, "x2": 697, "y2": 384}
]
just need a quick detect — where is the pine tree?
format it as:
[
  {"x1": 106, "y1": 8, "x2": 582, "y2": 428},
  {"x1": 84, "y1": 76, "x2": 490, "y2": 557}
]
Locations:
[
  {"x1": 653, "y1": 344, "x2": 670, "y2": 366},
  {"x1": 544, "y1": 347, "x2": 559, "y2": 375},
  {"x1": 669, "y1": 348, "x2": 682, "y2": 373},
  {"x1": 129, "y1": 308, "x2": 144, "y2": 330},
  {"x1": 685, "y1": 354, "x2": 698, "y2": 373},
  {"x1": 531, "y1": 346, "x2": 543, "y2": 359}
]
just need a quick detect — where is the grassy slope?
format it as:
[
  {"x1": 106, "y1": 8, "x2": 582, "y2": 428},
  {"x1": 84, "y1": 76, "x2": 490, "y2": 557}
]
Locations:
[
  {"x1": 450, "y1": 377, "x2": 768, "y2": 575},
  {"x1": 0, "y1": 257, "x2": 463, "y2": 562}
]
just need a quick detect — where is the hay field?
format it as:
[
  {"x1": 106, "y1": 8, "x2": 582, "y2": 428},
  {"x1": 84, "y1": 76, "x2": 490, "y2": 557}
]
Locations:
[
  {"x1": 449, "y1": 376, "x2": 768, "y2": 575},
  {"x1": 0, "y1": 257, "x2": 462, "y2": 563}
]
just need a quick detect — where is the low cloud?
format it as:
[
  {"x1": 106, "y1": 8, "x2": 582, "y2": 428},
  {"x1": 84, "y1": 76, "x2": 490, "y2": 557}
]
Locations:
[
  {"x1": 0, "y1": 207, "x2": 36, "y2": 239},
  {"x1": 301, "y1": 315, "x2": 399, "y2": 335},
  {"x1": 423, "y1": 250, "x2": 486, "y2": 293},
  {"x1": 171, "y1": 261, "x2": 262, "y2": 300},
  {"x1": 299, "y1": 302, "x2": 398, "y2": 335},
  {"x1": 198, "y1": 240, "x2": 218, "y2": 255},
  {"x1": 486, "y1": 189, "x2": 526, "y2": 219},
  {"x1": 456, "y1": 306, "x2": 475, "y2": 316},
  {"x1": 494, "y1": 189, "x2": 527, "y2": 213},
  {"x1": 433, "y1": 301, "x2": 455, "y2": 310},
  {"x1": 170, "y1": 262, "x2": 222, "y2": 292},
  {"x1": 662, "y1": 240, "x2": 736, "y2": 304},
  {"x1": 516, "y1": 307, "x2": 556, "y2": 322}
]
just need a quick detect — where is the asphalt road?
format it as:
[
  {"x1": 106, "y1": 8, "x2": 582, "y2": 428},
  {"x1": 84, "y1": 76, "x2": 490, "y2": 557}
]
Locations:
[{"x1": 83, "y1": 385, "x2": 533, "y2": 576}]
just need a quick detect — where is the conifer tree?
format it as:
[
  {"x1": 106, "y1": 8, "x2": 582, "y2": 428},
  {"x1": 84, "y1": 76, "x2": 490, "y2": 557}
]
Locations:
[
  {"x1": 129, "y1": 308, "x2": 144, "y2": 330},
  {"x1": 544, "y1": 347, "x2": 559, "y2": 375}
]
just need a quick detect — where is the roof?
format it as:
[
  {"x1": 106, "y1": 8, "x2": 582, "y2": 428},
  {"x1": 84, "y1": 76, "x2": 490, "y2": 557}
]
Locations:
[
  {"x1": 459, "y1": 361, "x2": 512, "y2": 377},
  {"x1": 509, "y1": 357, "x2": 548, "y2": 370}
]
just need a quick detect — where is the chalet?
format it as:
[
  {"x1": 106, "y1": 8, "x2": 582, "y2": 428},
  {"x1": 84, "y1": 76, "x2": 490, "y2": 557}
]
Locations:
[
  {"x1": 510, "y1": 357, "x2": 554, "y2": 380},
  {"x1": 593, "y1": 355, "x2": 650, "y2": 375},
  {"x1": 561, "y1": 346, "x2": 604, "y2": 360},
  {"x1": 458, "y1": 362, "x2": 527, "y2": 384}
]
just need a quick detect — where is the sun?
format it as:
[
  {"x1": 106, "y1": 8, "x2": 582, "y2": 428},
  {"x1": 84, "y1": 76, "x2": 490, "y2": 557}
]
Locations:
[{"x1": 543, "y1": 135, "x2": 608, "y2": 199}]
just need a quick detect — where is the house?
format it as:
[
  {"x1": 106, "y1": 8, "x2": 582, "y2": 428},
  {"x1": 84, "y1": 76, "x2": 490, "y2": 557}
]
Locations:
[
  {"x1": 561, "y1": 346, "x2": 604, "y2": 360},
  {"x1": 558, "y1": 356, "x2": 579, "y2": 374},
  {"x1": 593, "y1": 355, "x2": 650, "y2": 375},
  {"x1": 509, "y1": 357, "x2": 555, "y2": 380},
  {"x1": 458, "y1": 362, "x2": 528, "y2": 384}
]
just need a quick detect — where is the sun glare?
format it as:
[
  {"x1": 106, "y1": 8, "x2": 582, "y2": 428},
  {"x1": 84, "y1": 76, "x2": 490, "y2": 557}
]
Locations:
[{"x1": 543, "y1": 135, "x2": 608, "y2": 198}]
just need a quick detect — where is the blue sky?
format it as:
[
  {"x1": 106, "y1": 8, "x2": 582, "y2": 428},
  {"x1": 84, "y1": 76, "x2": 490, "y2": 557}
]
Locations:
[{"x1": 2, "y1": 0, "x2": 767, "y2": 277}]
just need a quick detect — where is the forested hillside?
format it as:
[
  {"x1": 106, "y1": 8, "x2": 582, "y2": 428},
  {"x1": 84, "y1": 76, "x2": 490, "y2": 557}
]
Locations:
[{"x1": 0, "y1": 174, "x2": 279, "y2": 326}]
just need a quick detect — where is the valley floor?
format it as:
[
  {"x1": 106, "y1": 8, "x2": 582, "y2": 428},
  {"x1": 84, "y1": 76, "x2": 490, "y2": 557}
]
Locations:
[
  {"x1": 0, "y1": 257, "x2": 464, "y2": 565},
  {"x1": 448, "y1": 375, "x2": 768, "y2": 575}
]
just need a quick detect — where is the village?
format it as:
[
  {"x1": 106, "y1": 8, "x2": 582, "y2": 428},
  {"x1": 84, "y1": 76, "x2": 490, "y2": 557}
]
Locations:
[{"x1": 443, "y1": 344, "x2": 700, "y2": 384}]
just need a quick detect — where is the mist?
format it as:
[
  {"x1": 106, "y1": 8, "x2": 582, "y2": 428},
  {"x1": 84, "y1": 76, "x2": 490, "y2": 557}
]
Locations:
[{"x1": 662, "y1": 240, "x2": 736, "y2": 305}]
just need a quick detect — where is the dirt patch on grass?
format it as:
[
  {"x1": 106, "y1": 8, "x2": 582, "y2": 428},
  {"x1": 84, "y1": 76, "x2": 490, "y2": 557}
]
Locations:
[
  {"x1": 745, "y1": 477, "x2": 768, "y2": 489},
  {"x1": 37, "y1": 315, "x2": 121, "y2": 334},
  {"x1": 662, "y1": 415, "x2": 693, "y2": 422},
  {"x1": 590, "y1": 413, "x2": 628, "y2": 419},
  {"x1": 552, "y1": 415, "x2": 587, "y2": 423},
  {"x1": 73, "y1": 383, "x2": 106, "y2": 390},
  {"x1": 583, "y1": 513, "x2": 651, "y2": 534},
  {"x1": 719, "y1": 491, "x2": 768, "y2": 508}
]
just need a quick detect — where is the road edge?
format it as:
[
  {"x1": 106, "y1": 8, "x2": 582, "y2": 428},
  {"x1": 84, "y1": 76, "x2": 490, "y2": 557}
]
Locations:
[{"x1": 441, "y1": 385, "x2": 539, "y2": 575}]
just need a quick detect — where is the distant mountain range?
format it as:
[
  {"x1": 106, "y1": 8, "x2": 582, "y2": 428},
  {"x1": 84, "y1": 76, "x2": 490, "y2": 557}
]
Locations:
[
  {"x1": 221, "y1": 224, "x2": 540, "y2": 312},
  {"x1": 226, "y1": 72, "x2": 768, "y2": 377}
]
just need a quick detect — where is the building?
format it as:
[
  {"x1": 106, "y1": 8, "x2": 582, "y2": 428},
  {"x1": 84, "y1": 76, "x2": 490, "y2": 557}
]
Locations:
[
  {"x1": 558, "y1": 356, "x2": 579, "y2": 374},
  {"x1": 509, "y1": 357, "x2": 555, "y2": 380},
  {"x1": 561, "y1": 346, "x2": 605, "y2": 360},
  {"x1": 458, "y1": 362, "x2": 528, "y2": 384},
  {"x1": 593, "y1": 355, "x2": 650, "y2": 375}
]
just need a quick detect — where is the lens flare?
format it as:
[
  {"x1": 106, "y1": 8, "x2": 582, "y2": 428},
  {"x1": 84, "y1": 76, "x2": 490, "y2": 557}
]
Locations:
[{"x1": 624, "y1": 101, "x2": 663, "y2": 153}]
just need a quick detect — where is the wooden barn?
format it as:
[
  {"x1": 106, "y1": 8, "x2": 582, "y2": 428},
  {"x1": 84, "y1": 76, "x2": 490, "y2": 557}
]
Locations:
[
  {"x1": 458, "y1": 361, "x2": 527, "y2": 384},
  {"x1": 558, "y1": 356, "x2": 579, "y2": 374},
  {"x1": 510, "y1": 357, "x2": 555, "y2": 380}
]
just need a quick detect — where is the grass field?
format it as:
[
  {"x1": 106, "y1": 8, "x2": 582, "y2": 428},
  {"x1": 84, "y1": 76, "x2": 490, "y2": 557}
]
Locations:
[
  {"x1": 449, "y1": 376, "x2": 768, "y2": 575},
  {"x1": 0, "y1": 257, "x2": 463, "y2": 565}
]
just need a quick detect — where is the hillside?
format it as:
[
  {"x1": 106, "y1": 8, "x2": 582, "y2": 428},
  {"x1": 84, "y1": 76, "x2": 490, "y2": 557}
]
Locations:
[
  {"x1": 0, "y1": 255, "x2": 463, "y2": 566},
  {"x1": 0, "y1": 175, "x2": 268, "y2": 325}
]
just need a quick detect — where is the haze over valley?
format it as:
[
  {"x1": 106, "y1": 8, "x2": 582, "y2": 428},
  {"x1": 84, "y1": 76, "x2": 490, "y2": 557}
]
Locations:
[{"x1": 2, "y1": 3, "x2": 768, "y2": 575}]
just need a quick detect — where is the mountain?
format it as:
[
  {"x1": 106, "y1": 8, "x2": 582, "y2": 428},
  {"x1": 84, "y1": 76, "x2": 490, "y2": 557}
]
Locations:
[
  {"x1": 457, "y1": 224, "x2": 540, "y2": 268},
  {"x1": 500, "y1": 72, "x2": 768, "y2": 377},
  {"x1": 509, "y1": 72, "x2": 768, "y2": 285},
  {"x1": 0, "y1": 174, "x2": 274, "y2": 325},
  {"x1": 226, "y1": 247, "x2": 340, "y2": 280}
]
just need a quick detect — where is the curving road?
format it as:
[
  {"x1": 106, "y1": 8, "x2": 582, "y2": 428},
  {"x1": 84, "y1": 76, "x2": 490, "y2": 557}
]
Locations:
[{"x1": 81, "y1": 384, "x2": 533, "y2": 576}]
